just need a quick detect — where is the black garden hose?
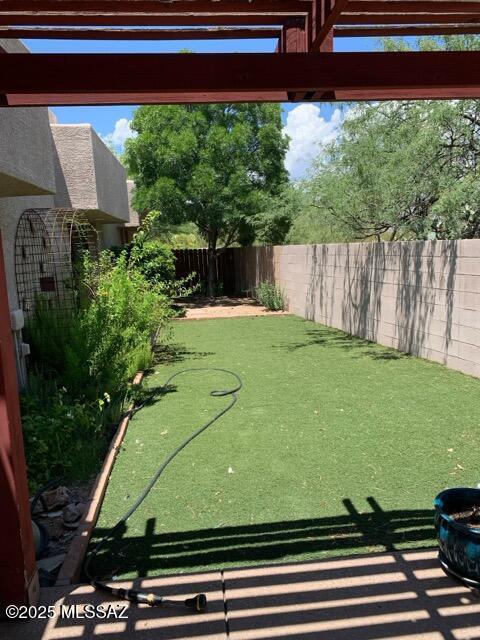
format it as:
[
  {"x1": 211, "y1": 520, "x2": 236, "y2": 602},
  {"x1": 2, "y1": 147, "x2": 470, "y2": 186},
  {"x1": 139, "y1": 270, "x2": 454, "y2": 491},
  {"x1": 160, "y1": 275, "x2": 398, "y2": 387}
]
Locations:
[{"x1": 83, "y1": 367, "x2": 242, "y2": 613}]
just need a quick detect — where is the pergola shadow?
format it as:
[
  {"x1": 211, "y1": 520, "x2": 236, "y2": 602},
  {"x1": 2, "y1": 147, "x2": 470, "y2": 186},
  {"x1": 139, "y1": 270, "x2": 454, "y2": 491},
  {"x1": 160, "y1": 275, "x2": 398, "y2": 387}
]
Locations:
[
  {"x1": 88, "y1": 497, "x2": 436, "y2": 580},
  {"x1": 224, "y1": 548, "x2": 480, "y2": 640},
  {"x1": 6, "y1": 535, "x2": 479, "y2": 640}
]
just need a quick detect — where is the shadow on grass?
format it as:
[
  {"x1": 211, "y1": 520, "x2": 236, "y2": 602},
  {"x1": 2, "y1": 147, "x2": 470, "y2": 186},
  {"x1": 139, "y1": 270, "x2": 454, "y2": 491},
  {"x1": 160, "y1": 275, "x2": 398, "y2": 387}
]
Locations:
[
  {"x1": 276, "y1": 325, "x2": 410, "y2": 362},
  {"x1": 133, "y1": 382, "x2": 178, "y2": 411},
  {"x1": 88, "y1": 497, "x2": 434, "y2": 580},
  {"x1": 153, "y1": 342, "x2": 215, "y2": 366}
]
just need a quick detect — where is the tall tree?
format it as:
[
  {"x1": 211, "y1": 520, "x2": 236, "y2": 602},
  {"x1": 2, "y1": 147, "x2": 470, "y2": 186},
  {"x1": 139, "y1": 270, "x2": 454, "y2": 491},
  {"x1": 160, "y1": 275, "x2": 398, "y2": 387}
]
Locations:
[
  {"x1": 303, "y1": 35, "x2": 480, "y2": 243},
  {"x1": 125, "y1": 104, "x2": 288, "y2": 295}
]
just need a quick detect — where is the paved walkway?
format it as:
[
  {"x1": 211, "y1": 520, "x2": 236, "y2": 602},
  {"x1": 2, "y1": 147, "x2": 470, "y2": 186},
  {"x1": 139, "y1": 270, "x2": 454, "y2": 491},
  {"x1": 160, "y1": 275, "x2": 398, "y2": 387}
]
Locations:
[
  {"x1": 177, "y1": 296, "x2": 290, "y2": 320},
  {"x1": 4, "y1": 549, "x2": 479, "y2": 640}
]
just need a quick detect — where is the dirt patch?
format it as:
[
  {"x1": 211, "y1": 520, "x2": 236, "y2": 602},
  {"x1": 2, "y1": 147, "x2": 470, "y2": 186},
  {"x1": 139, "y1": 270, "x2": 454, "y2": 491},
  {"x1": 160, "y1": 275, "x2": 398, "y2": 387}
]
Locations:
[
  {"x1": 177, "y1": 295, "x2": 290, "y2": 320},
  {"x1": 450, "y1": 506, "x2": 480, "y2": 528}
]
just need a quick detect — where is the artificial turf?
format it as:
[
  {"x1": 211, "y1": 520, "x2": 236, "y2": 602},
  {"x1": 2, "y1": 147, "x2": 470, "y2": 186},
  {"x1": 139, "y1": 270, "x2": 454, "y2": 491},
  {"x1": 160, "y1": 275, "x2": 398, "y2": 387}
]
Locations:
[{"x1": 90, "y1": 315, "x2": 480, "y2": 579}]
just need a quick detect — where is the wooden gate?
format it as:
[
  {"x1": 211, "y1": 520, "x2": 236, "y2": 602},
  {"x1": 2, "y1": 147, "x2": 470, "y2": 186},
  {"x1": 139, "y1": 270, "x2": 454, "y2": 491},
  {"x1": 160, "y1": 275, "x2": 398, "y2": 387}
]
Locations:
[{"x1": 174, "y1": 248, "x2": 236, "y2": 295}]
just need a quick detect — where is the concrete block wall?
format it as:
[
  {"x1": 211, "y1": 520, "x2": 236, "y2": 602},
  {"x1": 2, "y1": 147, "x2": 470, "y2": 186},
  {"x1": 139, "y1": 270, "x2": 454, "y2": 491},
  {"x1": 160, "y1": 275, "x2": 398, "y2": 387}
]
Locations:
[{"x1": 234, "y1": 240, "x2": 480, "y2": 378}]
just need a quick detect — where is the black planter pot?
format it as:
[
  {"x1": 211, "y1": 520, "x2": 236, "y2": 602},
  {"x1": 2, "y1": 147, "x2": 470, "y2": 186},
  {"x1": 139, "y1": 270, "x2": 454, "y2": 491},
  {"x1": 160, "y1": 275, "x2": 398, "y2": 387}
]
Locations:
[{"x1": 434, "y1": 487, "x2": 480, "y2": 587}]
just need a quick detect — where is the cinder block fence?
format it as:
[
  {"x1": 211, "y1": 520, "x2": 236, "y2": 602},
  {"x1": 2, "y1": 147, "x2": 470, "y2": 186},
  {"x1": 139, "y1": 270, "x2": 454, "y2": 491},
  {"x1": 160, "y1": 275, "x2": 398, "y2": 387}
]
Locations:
[{"x1": 233, "y1": 240, "x2": 480, "y2": 378}]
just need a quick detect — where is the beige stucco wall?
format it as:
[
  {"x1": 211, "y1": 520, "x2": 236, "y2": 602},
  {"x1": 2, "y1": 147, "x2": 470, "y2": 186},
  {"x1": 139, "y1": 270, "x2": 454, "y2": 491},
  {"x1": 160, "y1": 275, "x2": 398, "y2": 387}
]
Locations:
[
  {"x1": 99, "y1": 179, "x2": 140, "y2": 249},
  {"x1": 0, "y1": 35, "x2": 57, "y2": 308},
  {"x1": 0, "y1": 119, "x2": 130, "y2": 306},
  {"x1": 126, "y1": 179, "x2": 140, "y2": 228},
  {"x1": 98, "y1": 223, "x2": 124, "y2": 249},
  {"x1": 0, "y1": 195, "x2": 55, "y2": 310},
  {"x1": 235, "y1": 240, "x2": 480, "y2": 378},
  {"x1": 0, "y1": 107, "x2": 56, "y2": 197},
  {"x1": 0, "y1": 38, "x2": 56, "y2": 198},
  {"x1": 0, "y1": 37, "x2": 131, "y2": 384},
  {"x1": 51, "y1": 124, "x2": 129, "y2": 223}
]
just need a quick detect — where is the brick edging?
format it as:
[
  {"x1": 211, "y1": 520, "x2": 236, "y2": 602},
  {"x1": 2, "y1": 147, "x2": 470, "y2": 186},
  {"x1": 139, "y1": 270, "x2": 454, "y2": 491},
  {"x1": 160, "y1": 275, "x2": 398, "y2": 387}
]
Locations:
[{"x1": 55, "y1": 371, "x2": 144, "y2": 586}]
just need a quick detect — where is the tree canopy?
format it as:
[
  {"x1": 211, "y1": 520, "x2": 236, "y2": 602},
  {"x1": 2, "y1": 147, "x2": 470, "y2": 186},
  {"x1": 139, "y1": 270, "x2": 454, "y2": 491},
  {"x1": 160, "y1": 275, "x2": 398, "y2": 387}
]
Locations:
[
  {"x1": 125, "y1": 103, "x2": 288, "y2": 293},
  {"x1": 286, "y1": 36, "x2": 480, "y2": 244}
]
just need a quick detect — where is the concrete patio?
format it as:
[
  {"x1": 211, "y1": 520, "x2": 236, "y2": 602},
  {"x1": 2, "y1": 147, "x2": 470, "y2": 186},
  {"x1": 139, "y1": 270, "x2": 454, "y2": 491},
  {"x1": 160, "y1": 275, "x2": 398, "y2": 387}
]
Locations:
[{"x1": 3, "y1": 549, "x2": 479, "y2": 640}]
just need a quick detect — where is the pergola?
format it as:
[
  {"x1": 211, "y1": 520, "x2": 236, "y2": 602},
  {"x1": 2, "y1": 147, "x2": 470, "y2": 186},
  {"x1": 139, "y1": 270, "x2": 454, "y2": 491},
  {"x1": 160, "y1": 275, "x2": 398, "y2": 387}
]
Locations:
[
  {"x1": 2, "y1": 0, "x2": 480, "y2": 608},
  {"x1": 2, "y1": 0, "x2": 480, "y2": 105}
]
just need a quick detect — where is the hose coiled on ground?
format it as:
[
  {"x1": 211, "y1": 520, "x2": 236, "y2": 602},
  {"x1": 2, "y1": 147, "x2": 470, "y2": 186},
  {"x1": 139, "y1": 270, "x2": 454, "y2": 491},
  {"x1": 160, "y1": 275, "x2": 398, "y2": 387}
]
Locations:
[{"x1": 83, "y1": 367, "x2": 242, "y2": 612}]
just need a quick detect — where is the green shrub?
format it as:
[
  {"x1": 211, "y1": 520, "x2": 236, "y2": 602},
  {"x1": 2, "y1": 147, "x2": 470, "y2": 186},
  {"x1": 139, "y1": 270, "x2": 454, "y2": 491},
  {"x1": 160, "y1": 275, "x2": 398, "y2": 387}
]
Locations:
[
  {"x1": 24, "y1": 301, "x2": 75, "y2": 379},
  {"x1": 254, "y1": 281, "x2": 285, "y2": 311},
  {"x1": 21, "y1": 381, "x2": 104, "y2": 492},
  {"x1": 22, "y1": 249, "x2": 173, "y2": 490},
  {"x1": 129, "y1": 239, "x2": 176, "y2": 288},
  {"x1": 78, "y1": 252, "x2": 171, "y2": 396}
]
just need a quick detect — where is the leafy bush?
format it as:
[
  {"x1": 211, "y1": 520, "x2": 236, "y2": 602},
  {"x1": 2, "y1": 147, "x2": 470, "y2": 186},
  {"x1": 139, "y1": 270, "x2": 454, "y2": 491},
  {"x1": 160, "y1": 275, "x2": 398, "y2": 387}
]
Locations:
[
  {"x1": 78, "y1": 251, "x2": 171, "y2": 394},
  {"x1": 21, "y1": 382, "x2": 104, "y2": 491},
  {"x1": 129, "y1": 239, "x2": 176, "y2": 288},
  {"x1": 112, "y1": 222, "x2": 198, "y2": 300},
  {"x1": 22, "y1": 250, "x2": 173, "y2": 491},
  {"x1": 254, "y1": 281, "x2": 285, "y2": 311}
]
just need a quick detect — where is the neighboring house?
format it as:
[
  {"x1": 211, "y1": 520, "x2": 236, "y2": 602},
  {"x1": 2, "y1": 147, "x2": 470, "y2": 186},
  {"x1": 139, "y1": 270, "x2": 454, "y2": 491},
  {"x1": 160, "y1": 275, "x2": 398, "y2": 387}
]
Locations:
[
  {"x1": 124, "y1": 179, "x2": 142, "y2": 244},
  {"x1": 0, "y1": 38, "x2": 137, "y2": 383},
  {"x1": 102, "y1": 179, "x2": 141, "y2": 248}
]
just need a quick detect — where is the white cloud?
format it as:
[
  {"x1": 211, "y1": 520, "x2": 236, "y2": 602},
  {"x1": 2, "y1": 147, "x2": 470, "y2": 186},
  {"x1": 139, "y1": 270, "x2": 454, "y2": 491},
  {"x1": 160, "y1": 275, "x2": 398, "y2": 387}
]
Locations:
[
  {"x1": 102, "y1": 118, "x2": 136, "y2": 151},
  {"x1": 283, "y1": 104, "x2": 344, "y2": 180}
]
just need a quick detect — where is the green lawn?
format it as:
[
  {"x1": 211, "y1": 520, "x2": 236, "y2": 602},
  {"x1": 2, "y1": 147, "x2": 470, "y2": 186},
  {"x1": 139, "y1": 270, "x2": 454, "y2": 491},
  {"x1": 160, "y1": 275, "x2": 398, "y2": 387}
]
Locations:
[{"x1": 90, "y1": 315, "x2": 480, "y2": 579}]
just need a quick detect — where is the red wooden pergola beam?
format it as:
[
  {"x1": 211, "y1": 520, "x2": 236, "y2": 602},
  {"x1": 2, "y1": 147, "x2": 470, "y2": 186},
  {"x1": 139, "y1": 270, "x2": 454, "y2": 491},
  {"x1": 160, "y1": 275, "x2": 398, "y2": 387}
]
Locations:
[
  {"x1": 0, "y1": 25, "x2": 281, "y2": 40},
  {"x1": 338, "y1": 13, "x2": 480, "y2": 24},
  {"x1": 311, "y1": 0, "x2": 350, "y2": 50},
  {"x1": 0, "y1": 13, "x2": 304, "y2": 26},
  {"x1": 335, "y1": 24, "x2": 480, "y2": 36},
  {"x1": 346, "y1": 1, "x2": 480, "y2": 13},
  {"x1": 2, "y1": 51, "x2": 480, "y2": 102},
  {"x1": 0, "y1": 0, "x2": 312, "y2": 12},
  {"x1": 0, "y1": 1, "x2": 312, "y2": 27},
  {"x1": 280, "y1": 17, "x2": 306, "y2": 53},
  {"x1": 0, "y1": 0, "x2": 311, "y2": 9},
  {"x1": 5, "y1": 91, "x2": 289, "y2": 105},
  {"x1": 335, "y1": 87, "x2": 480, "y2": 99},
  {"x1": 8, "y1": 85, "x2": 480, "y2": 106}
]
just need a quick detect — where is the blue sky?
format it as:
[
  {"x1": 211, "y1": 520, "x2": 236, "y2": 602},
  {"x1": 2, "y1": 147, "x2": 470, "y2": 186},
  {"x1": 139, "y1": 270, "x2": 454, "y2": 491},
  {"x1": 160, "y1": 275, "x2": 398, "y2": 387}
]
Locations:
[{"x1": 24, "y1": 35, "x2": 377, "y2": 178}]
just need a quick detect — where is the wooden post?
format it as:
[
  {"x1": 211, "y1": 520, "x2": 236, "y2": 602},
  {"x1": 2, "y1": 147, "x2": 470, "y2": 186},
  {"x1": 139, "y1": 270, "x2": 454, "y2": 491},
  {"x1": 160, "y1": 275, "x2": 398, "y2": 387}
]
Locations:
[
  {"x1": 0, "y1": 230, "x2": 38, "y2": 607},
  {"x1": 282, "y1": 18, "x2": 306, "y2": 53}
]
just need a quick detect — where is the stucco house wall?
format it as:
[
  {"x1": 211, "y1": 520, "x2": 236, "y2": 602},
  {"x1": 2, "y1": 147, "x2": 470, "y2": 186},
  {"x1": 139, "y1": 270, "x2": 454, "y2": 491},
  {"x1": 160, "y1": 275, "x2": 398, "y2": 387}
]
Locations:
[
  {"x1": 0, "y1": 38, "x2": 131, "y2": 383},
  {"x1": 100, "y1": 179, "x2": 141, "y2": 249},
  {"x1": 1, "y1": 118, "x2": 131, "y2": 309},
  {"x1": 124, "y1": 179, "x2": 141, "y2": 243},
  {"x1": 234, "y1": 240, "x2": 480, "y2": 379},
  {"x1": 51, "y1": 124, "x2": 129, "y2": 225},
  {"x1": 99, "y1": 223, "x2": 125, "y2": 249},
  {"x1": 0, "y1": 195, "x2": 55, "y2": 310},
  {"x1": 0, "y1": 40, "x2": 56, "y2": 199}
]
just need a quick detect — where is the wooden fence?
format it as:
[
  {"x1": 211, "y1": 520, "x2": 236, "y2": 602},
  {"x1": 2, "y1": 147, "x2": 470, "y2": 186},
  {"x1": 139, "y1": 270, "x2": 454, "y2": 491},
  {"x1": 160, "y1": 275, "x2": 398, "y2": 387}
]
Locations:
[{"x1": 174, "y1": 248, "x2": 236, "y2": 295}]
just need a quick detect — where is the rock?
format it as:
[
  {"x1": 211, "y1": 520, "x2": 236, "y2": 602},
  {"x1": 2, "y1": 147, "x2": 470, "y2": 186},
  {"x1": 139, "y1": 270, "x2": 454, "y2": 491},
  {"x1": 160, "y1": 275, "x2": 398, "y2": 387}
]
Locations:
[
  {"x1": 45, "y1": 510, "x2": 63, "y2": 519},
  {"x1": 42, "y1": 486, "x2": 70, "y2": 511},
  {"x1": 62, "y1": 502, "x2": 84, "y2": 524},
  {"x1": 37, "y1": 554, "x2": 66, "y2": 573},
  {"x1": 40, "y1": 518, "x2": 65, "y2": 541},
  {"x1": 30, "y1": 498, "x2": 45, "y2": 516}
]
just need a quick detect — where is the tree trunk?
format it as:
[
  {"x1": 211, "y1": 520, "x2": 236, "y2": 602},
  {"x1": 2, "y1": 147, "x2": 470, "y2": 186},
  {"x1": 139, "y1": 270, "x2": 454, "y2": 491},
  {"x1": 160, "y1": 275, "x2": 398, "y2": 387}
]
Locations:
[{"x1": 207, "y1": 235, "x2": 217, "y2": 297}]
